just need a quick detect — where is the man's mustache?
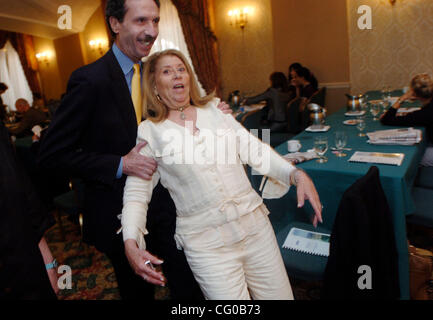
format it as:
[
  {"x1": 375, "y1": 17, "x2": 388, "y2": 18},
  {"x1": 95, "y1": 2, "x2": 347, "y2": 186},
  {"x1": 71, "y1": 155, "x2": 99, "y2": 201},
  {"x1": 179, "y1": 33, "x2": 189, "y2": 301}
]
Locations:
[{"x1": 140, "y1": 35, "x2": 156, "y2": 43}]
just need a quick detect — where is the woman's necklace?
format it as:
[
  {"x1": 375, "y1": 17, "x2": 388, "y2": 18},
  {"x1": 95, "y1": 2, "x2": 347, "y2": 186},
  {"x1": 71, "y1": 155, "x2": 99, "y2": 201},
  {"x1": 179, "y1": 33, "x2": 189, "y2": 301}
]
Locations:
[{"x1": 177, "y1": 104, "x2": 190, "y2": 120}]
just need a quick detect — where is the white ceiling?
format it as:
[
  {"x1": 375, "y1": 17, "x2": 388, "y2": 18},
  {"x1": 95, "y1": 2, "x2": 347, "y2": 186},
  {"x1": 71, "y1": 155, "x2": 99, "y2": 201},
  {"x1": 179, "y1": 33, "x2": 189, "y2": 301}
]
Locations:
[{"x1": 0, "y1": 0, "x2": 101, "y2": 39}]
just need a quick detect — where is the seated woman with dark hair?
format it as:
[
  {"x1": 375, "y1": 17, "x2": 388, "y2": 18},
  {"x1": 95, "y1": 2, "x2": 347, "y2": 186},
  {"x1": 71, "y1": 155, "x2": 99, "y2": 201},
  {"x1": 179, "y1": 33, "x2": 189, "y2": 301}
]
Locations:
[
  {"x1": 290, "y1": 66, "x2": 318, "y2": 100},
  {"x1": 381, "y1": 73, "x2": 433, "y2": 166},
  {"x1": 244, "y1": 72, "x2": 293, "y2": 132}
]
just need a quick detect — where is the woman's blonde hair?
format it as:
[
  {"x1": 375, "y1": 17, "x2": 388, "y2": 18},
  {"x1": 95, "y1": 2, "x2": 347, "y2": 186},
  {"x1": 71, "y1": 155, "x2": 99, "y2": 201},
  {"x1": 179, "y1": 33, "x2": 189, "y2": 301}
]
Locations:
[
  {"x1": 142, "y1": 49, "x2": 215, "y2": 123},
  {"x1": 411, "y1": 73, "x2": 433, "y2": 100}
]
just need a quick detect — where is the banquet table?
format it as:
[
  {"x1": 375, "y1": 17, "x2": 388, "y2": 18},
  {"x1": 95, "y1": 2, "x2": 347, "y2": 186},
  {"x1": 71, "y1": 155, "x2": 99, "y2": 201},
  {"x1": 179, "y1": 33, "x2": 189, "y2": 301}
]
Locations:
[{"x1": 257, "y1": 91, "x2": 426, "y2": 300}]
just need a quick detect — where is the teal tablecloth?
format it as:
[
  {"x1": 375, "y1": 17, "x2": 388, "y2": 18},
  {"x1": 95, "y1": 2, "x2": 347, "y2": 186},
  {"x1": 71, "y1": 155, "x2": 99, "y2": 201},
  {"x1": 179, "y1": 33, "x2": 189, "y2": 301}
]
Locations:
[{"x1": 261, "y1": 93, "x2": 426, "y2": 300}]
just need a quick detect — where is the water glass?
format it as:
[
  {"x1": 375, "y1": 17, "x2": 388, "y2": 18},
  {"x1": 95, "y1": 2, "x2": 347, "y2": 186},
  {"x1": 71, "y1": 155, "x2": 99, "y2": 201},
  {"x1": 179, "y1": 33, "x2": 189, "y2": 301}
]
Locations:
[
  {"x1": 334, "y1": 131, "x2": 348, "y2": 157},
  {"x1": 356, "y1": 117, "x2": 366, "y2": 137},
  {"x1": 314, "y1": 136, "x2": 328, "y2": 163},
  {"x1": 370, "y1": 103, "x2": 380, "y2": 120}
]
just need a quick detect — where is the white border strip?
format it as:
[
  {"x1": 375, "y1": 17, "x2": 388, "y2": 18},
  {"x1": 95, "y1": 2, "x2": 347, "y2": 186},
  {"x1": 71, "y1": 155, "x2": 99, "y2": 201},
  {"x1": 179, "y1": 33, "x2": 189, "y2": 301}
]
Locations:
[{"x1": 319, "y1": 82, "x2": 351, "y2": 89}]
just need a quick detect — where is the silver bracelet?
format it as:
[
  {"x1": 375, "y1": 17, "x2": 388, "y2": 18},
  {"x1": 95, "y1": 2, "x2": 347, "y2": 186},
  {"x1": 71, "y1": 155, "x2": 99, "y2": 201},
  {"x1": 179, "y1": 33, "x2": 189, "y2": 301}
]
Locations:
[{"x1": 290, "y1": 168, "x2": 305, "y2": 186}]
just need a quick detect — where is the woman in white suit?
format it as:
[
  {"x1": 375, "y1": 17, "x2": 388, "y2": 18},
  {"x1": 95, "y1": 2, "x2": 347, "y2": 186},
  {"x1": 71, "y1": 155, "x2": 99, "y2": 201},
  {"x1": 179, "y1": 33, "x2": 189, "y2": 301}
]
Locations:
[{"x1": 121, "y1": 49, "x2": 323, "y2": 300}]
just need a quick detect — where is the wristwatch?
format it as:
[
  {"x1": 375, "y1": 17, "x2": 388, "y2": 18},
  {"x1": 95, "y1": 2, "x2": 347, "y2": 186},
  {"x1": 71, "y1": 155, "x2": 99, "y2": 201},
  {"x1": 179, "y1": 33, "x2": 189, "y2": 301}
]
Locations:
[{"x1": 45, "y1": 259, "x2": 58, "y2": 270}]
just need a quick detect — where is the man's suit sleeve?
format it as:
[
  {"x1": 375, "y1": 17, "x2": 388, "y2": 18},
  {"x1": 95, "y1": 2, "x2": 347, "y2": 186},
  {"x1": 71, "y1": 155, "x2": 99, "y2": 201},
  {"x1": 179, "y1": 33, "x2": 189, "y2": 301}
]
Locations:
[{"x1": 37, "y1": 70, "x2": 121, "y2": 187}]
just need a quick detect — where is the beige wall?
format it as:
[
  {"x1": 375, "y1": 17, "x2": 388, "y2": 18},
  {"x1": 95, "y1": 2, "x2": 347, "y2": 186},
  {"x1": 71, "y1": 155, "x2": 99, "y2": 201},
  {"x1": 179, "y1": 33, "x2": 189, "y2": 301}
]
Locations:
[
  {"x1": 347, "y1": 0, "x2": 433, "y2": 94},
  {"x1": 33, "y1": 37, "x2": 63, "y2": 101},
  {"x1": 214, "y1": 0, "x2": 351, "y2": 113},
  {"x1": 271, "y1": 0, "x2": 350, "y2": 83},
  {"x1": 270, "y1": 0, "x2": 351, "y2": 114},
  {"x1": 54, "y1": 34, "x2": 85, "y2": 94},
  {"x1": 213, "y1": 0, "x2": 275, "y2": 100},
  {"x1": 80, "y1": 5, "x2": 110, "y2": 65},
  {"x1": 33, "y1": 4, "x2": 109, "y2": 100}
]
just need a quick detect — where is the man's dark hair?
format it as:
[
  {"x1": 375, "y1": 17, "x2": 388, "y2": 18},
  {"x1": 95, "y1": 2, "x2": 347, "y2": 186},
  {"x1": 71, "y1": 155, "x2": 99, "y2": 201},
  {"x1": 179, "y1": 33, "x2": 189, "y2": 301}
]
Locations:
[
  {"x1": 0, "y1": 82, "x2": 8, "y2": 91},
  {"x1": 105, "y1": 0, "x2": 160, "y2": 39}
]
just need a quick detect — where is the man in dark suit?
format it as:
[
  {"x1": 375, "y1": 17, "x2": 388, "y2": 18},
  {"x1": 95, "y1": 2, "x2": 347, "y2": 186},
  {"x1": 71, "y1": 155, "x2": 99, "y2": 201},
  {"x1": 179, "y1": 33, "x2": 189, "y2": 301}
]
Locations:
[
  {"x1": 1, "y1": 122, "x2": 58, "y2": 299},
  {"x1": 8, "y1": 99, "x2": 47, "y2": 138},
  {"x1": 38, "y1": 0, "x2": 227, "y2": 300}
]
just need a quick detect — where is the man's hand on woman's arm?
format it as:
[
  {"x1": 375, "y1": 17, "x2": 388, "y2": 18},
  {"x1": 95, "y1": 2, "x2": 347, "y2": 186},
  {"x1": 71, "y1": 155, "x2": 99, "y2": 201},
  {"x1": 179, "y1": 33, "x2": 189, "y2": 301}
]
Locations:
[{"x1": 122, "y1": 141, "x2": 157, "y2": 180}]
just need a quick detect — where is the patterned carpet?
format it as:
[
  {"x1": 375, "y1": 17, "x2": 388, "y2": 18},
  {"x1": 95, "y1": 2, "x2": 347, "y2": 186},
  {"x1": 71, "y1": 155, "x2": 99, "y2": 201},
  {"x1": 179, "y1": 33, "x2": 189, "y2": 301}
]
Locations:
[{"x1": 45, "y1": 212, "x2": 432, "y2": 300}]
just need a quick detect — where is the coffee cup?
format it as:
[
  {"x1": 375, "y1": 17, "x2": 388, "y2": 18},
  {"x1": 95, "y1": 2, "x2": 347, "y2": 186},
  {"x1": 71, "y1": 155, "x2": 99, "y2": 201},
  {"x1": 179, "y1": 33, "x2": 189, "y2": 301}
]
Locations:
[{"x1": 287, "y1": 140, "x2": 301, "y2": 153}]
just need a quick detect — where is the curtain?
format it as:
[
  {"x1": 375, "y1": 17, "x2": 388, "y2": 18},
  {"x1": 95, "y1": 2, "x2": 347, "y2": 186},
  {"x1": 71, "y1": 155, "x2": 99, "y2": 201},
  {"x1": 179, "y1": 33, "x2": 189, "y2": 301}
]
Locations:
[
  {"x1": 0, "y1": 50, "x2": 16, "y2": 112},
  {"x1": 171, "y1": 0, "x2": 221, "y2": 96},
  {"x1": 148, "y1": 0, "x2": 206, "y2": 96},
  {"x1": 4, "y1": 41, "x2": 34, "y2": 109},
  {"x1": 0, "y1": 31, "x2": 40, "y2": 107}
]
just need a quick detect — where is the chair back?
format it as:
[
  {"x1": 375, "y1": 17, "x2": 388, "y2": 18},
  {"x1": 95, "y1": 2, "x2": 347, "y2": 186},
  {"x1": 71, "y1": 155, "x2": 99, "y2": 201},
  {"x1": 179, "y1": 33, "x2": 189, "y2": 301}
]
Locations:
[
  {"x1": 309, "y1": 87, "x2": 327, "y2": 107},
  {"x1": 241, "y1": 109, "x2": 262, "y2": 130},
  {"x1": 286, "y1": 97, "x2": 303, "y2": 134},
  {"x1": 71, "y1": 178, "x2": 85, "y2": 208},
  {"x1": 323, "y1": 166, "x2": 400, "y2": 299}
]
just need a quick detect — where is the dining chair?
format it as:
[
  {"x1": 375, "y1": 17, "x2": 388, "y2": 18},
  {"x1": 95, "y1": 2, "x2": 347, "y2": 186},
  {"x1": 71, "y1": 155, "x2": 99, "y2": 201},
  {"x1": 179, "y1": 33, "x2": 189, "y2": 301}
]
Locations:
[
  {"x1": 286, "y1": 97, "x2": 303, "y2": 134},
  {"x1": 270, "y1": 166, "x2": 399, "y2": 299},
  {"x1": 240, "y1": 108, "x2": 262, "y2": 129},
  {"x1": 414, "y1": 166, "x2": 433, "y2": 190},
  {"x1": 322, "y1": 166, "x2": 400, "y2": 299},
  {"x1": 407, "y1": 186, "x2": 433, "y2": 228},
  {"x1": 309, "y1": 87, "x2": 327, "y2": 108},
  {"x1": 53, "y1": 178, "x2": 85, "y2": 243}
]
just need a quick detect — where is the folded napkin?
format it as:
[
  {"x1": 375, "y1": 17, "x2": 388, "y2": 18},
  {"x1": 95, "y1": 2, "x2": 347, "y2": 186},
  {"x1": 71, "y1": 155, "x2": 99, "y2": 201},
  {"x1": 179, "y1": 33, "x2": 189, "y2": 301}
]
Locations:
[
  {"x1": 259, "y1": 150, "x2": 318, "y2": 199},
  {"x1": 283, "y1": 149, "x2": 319, "y2": 164},
  {"x1": 397, "y1": 107, "x2": 421, "y2": 115},
  {"x1": 345, "y1": 110, "x2": 366, "y2": 116},
  {"x1": 367, "y1": 127, "x2": 422, "y2": 145},
  {"x1": 305, "y1": 125, "x2": 330, "y2": 132}
]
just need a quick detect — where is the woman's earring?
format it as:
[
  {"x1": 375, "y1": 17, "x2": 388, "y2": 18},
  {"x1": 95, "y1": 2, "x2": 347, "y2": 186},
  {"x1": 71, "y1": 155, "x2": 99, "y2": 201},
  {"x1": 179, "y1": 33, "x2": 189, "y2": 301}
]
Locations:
[{"x1": 156, "y1": 93, "x2": 162, "y2": 102}]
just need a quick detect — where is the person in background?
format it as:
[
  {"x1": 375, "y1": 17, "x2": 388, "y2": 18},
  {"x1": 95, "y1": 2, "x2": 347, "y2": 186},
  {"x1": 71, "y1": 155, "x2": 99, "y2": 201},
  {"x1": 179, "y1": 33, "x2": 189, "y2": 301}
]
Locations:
[
  {"x1": 381, "y1": 73, "x2": 433, "y2": 166},
  {"x1": 290, "y1": 66, "x2": 318, "y2": 100},
  {"x1": 0, "y1": 82, "x2": 8, "y2": 122},
  {"x1": 244, "y1": 72, "x2": 293, "y2": 132},
  {"x1": 0, "y1": 121, "x2": 58, "y2": 299},
  {"x1": 32, "y1": 92, "x2": 49, "y2": 114},
  {"x1": 8, "y1": 98, "x2": 47, "y2": 138}
]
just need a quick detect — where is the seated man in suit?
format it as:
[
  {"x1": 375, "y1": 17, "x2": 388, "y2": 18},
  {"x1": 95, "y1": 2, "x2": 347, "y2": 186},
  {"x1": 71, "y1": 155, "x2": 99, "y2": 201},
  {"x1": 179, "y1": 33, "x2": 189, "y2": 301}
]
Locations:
[{"x1": 8, "y1": 99, "x2": 48, "y2": 138}]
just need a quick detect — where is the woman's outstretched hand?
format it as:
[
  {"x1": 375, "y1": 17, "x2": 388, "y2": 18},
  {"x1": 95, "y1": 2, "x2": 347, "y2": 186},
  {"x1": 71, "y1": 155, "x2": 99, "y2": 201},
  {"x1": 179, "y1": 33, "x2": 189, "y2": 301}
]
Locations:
[{"x1": 293, "y1": 170, "x2": 323, "y2": 228}]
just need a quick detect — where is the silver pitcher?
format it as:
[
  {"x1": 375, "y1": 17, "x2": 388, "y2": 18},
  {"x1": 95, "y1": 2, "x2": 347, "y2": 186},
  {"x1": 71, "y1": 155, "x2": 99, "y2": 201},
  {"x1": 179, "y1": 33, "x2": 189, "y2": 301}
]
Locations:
[
  {"x1": 308, "y1": 103, "x2": 327, "y2": 126},
  {"x1": 345, "y1": 94, "x2": 363, "y2": 111}
]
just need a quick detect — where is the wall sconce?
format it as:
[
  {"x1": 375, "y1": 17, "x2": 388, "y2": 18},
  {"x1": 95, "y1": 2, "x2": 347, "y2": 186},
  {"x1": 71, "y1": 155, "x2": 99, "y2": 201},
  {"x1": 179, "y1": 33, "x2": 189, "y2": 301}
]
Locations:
[
  {"x1": 35, "y1": 51, "x2": 53, "y2": 67},
  {"x1": 389, "y1": 0, "x2": 396, "y2": 5},
  {"x1": 89, "y1": 39, "x2": 108, "y2": 56},
  {"x1": 228, "y1": 7, "x2": 251, "y2": 30}
]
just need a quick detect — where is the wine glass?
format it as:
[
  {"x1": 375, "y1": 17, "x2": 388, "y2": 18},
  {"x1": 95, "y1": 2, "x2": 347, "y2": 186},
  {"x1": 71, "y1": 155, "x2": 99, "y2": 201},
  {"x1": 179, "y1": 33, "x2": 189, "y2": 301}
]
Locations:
[
  {"x1": 314, "y1": 136, "x2": 328, "y2": 163},
  {"x1": 356, "y1": 116, "x2": 366, "y2": 137},
  {"x1": 381, "y1": 100, "x2": 390, "y2": 114},
  {"x1": 334, "y1": 131, "x2": 348, "y2": 157},
  {"x1": 370, "y1": 103, "x2": 380, "y2": 121}
]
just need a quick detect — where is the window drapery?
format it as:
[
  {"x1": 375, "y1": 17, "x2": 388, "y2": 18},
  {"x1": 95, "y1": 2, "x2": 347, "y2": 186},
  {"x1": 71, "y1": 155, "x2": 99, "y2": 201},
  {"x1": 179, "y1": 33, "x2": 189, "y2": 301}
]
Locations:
[
  {"x1": 148, "y1": 0, "x2": 206, "y2": 96},
  {"x1": 0, "y1": 31, "x2": 40, "y2": 111},
  {"x1": 170, "y1": 0, "x2": 221, "y2": 96},
  {"x1": 0, "y1": 41, "x2": 34, "y2": 111}
]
